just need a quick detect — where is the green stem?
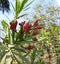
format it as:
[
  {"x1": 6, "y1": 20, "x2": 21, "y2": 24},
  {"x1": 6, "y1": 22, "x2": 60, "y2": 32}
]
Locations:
[
  {"x1": 12, "y1": 31, "x2": 15, "y2": 44},
  {"x1": 8, "y1": 28, "x2": 10, "y2": 44}
]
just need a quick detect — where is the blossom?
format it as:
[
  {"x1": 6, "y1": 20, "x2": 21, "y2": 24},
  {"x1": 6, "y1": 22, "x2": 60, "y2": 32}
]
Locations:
[
  {"x1": 25, "y1": 45, "x2": 35, "y2": 50},
  {"x1": 23, "y1": 21, "x2": 29, "y2": 31},
  {"x1": 33, "y1": 19, "x2": 38, "y2": 26},
  {"x1": 23, "y1": 21, "x2": 32, "y2": 34},
  {"x1": 10, "y1": 20, "x2": 17, "y2": 31}
]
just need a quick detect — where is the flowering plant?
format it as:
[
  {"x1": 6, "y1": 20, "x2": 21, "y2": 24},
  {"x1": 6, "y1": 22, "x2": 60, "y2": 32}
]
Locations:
[
  {"x1": 0, "y1": 0, "x2": 44, "y2": 64},
  {"x1": 0, "y1": 18, "x2": 44, "y2": 64},
  {"x1": 0, "y1": 0, "x2": 60, "y2": 64}
]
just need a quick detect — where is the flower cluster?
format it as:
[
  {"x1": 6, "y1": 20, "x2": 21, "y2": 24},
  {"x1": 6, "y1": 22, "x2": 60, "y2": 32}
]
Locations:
[
  {"x1": 19, "y1": 20, "x2": 42, "y2": 34},
  {"x1": 9, "y1": 19, "x2": 42, "y2": 50},
  {"x1": 19, "y1": 21, "x2": 32, "y2": 34}
]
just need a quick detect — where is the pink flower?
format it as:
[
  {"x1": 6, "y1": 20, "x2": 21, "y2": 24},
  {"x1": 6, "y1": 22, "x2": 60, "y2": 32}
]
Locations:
[{"x1": 25, "y1": 45, "x2": 35, "y2": 50}]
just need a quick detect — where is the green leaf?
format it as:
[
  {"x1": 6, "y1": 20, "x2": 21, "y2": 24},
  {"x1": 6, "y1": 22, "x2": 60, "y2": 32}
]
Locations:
[
  {"x1": 31, "y1": 49, "x2": 37, "y2": 64},
  {"x1": 0, "y1": 54, "x2": 6, "y2": 64},
  {"x1": 6, "y1": 55, "x2": 12, "y2": 64},
  {"x1": 14, "y1": 47, "x2": 27, "y2": 53},
  {"x1": 12, "y1": 53, "x2": 22, "y2": 64},
  {"x1": 0, "y1": 51, "x2": 7, "y2": 64},
  {"x1": 15, "y1": 0, "x2": 34, "y2": 18},
  {"x1": 0, "y1": 44, "x2": 7, "y2": 50},
  {"x1": 1, "y1": 20, "x2": 9, "y2": 31},
  {"x1": 24, "y1": 7, "x2": 30, "y2": 11},
  {"x1": 12, "y1": 51, "x2": 30, "y2": 64},
  {"x1": 20, "y1": 0, "x2": 28, "y2": 12},
  {"x1": 15, "y1": 0, "x2": 28, "y2": 18},
  {"x1": 17, "y1": 14, "x2": 27, "y2": 19},
  {"x1": 24, "y1": 0, "x2": 34, "y2": 9},
  {"x1": 11, "y1": 2, "x2": 15, "y2": 13},
  {"x1": 15, "y1": 0, "x2": 21, "y2": 17}
]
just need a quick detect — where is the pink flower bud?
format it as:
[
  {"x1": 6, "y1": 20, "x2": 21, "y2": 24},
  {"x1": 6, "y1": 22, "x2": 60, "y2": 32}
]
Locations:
[
  {"x1": 23, "y1": 21, "x2": 32, "y2": 34},
  {"x1": 33, "y1": 19, "x2": 38, "y2": 26},
  {"x1": 23, "y1": 21, "x2": 29, "y2": 31}
]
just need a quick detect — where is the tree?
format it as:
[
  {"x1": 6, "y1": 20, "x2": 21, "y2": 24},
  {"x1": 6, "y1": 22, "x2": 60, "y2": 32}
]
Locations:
[
  {"x1": 0, "y1": 0, "x2": 10, "y2": 13},
  {"x1": 31, "y1": 0, "x2": 60, "y2": 64}
]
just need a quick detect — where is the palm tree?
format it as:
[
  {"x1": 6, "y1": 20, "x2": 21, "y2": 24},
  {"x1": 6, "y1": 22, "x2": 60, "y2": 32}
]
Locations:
[{"x1": 0, "y1": 0, "x2": 10, "y2": 13}]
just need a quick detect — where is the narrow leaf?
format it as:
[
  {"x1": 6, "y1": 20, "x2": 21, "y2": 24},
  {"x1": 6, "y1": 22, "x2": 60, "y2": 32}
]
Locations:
[{"x1": 1, "y1": 20, "x2": 9, "y2": 30}]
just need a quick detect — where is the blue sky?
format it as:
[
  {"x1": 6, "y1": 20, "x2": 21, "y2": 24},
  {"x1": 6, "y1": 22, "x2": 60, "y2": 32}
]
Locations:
[{"x1": 0, "y1": 0, "x2": 60, "y2": 25}]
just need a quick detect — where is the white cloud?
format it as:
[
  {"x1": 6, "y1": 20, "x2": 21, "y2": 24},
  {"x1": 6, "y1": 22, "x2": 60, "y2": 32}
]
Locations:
[{"x1": 56, "y1": 0, "x2": 60, "y2": 7}]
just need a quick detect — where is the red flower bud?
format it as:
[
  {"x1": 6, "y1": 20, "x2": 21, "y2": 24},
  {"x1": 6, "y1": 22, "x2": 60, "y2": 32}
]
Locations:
[
  {"x1": 23, "y1": 21, "x2": 29, "y2": 31},
  {"x1": 25, "y1": 45, "x2": 35, "y2": 50},
  {"x1": 10, "y1": 22, "x2": 13, "y2": 25},
  {"x1": 32, "y1": 37, "x2": 38, "y2": 41},
  {"x1": 10, "y1": 20, "x2": 18, "y2": 31},
  {"x1": 10, "y1": 24, "x2": 14, "y2": 30},
  {"x1": 23, "y1": 21, "x2": 32, "y2": 34},
  {"x1": 33, "y1": 29, "x2": 38, "y2": 35}
]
